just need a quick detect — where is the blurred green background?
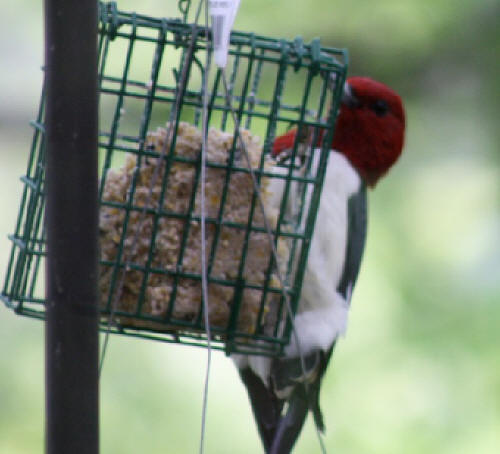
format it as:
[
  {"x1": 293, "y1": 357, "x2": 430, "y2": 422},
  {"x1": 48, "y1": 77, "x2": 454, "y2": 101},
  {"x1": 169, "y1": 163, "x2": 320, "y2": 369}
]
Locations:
[{"x1": 1, "y1": 0, "x2": 499, "y2": 453}]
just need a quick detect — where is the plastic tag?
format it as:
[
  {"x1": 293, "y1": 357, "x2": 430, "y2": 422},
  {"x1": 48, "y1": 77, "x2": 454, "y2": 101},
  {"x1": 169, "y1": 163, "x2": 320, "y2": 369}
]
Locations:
[{"x1": 208, "y1": 0, "x2": 241, "y2": 68}]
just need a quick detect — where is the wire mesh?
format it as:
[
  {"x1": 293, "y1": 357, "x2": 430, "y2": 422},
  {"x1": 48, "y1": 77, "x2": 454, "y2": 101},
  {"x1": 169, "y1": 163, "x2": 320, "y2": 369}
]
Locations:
[{"x1": 1, "y1": 1, "x2": 347, "y2": 357}]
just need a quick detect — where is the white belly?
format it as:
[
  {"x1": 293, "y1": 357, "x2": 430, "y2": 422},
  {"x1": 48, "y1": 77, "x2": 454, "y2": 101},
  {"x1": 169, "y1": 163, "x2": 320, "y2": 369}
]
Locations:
[{"x1": 234, "y1": 150, "x2": 362, "y2": 379}]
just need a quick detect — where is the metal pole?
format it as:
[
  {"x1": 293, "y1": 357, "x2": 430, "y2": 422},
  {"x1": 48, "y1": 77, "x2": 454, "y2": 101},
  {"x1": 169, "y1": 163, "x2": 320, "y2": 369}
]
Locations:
[{"x1": 44, "y1": 0, "x2": 99, "y2": 453}]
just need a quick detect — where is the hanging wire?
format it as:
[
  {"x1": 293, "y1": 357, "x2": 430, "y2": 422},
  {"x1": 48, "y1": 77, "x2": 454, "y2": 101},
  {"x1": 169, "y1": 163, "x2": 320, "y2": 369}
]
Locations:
[{"x1": 198, "y1": 1, "x2": 212, "y2": 453}]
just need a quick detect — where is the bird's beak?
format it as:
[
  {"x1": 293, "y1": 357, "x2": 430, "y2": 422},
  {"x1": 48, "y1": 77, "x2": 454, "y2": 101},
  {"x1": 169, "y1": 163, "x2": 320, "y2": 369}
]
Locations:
[{"x1": 341, "y1": 82, "x2": 360, "y2": 109}]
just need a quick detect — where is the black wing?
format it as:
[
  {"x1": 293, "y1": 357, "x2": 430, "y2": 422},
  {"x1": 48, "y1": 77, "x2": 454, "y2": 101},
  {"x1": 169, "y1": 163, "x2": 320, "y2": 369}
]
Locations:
[{"x1": 337, "y1": 184, "x2": 367, "y2": 301}]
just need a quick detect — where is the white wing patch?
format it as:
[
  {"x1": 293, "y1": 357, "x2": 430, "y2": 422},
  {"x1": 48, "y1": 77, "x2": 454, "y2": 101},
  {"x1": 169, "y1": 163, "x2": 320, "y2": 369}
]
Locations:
[{"x1": 292, "y1": 151, "x2": 361, "y2": 355}]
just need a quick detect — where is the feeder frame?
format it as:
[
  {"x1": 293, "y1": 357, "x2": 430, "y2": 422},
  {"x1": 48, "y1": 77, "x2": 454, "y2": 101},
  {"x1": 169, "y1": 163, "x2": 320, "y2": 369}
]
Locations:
[{"x1": 1, "y1": 1, "x2": 348, "y2": 357}]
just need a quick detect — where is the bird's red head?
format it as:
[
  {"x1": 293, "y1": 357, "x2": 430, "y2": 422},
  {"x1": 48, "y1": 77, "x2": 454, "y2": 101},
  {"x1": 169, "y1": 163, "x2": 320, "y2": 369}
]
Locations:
[{"x1": 332, "y1": 76, "x2": 405, "y2": 187}]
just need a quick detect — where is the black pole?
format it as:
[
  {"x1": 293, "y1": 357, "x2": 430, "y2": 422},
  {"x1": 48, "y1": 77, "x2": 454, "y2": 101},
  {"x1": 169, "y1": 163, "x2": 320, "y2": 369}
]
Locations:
[{"x1": 44, "y1": 0, "x2": 99, "y2": 453}]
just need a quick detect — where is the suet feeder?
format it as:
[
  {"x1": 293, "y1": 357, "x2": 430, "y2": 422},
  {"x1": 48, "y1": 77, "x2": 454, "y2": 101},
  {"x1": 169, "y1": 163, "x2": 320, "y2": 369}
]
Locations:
[{"x1": 1, "y1": 1, "x2": 347, "y2": 357}]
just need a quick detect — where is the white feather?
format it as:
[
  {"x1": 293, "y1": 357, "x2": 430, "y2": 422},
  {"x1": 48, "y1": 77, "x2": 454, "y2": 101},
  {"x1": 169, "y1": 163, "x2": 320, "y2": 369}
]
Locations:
[
  {"x1": 235, "y1": 150, "x2": 362, "y2": 382},
  {"x1": 286, "y1": 151, "x2": 361, "y2": 355}
]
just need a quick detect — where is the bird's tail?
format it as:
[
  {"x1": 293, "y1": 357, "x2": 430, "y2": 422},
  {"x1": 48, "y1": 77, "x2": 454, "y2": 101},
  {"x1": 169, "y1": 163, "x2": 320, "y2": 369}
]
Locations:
[
  {"x1": 267, "y1": 346, "x2": 335, "y2": 453},
  {"x1": 241, "y1": 347, "x2": 335, "y2": 453},
  {"x1": 268, "y1": 385, "x2": 310, "y2": 454},
  {"x1": 239, "y1": 367, "x2": 284, "y2": 452},
  {"x1": 310, "y1": 346, "x2": 335, "y2": 432},
  {"x1": 309, "y1": 376, "x2": 326, "y2": 432}
]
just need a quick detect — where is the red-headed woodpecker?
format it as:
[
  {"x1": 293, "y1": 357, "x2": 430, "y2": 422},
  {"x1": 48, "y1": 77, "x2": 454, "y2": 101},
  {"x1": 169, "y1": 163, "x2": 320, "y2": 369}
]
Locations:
[{"x1": 234, "y1": 77, "x2": 406, "y2": 454}]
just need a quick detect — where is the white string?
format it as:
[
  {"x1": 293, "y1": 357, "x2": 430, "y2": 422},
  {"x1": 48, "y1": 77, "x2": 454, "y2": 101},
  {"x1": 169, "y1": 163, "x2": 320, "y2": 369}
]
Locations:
[
  {"x1": 198, "y1": 1, "x2": 212, "y2": 453},
  {"x1": 220, "y1": 73, "x2": 327, "y2": 454}
]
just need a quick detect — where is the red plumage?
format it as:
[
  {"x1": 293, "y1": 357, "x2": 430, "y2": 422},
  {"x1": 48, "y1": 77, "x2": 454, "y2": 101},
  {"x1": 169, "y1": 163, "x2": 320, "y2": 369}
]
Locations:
[
  {"x1": 272, "y1": 128, "x2": 299, "y2": 156},
  {"x1": 272, "y1": 76, "x2": 406, "y2": 187}
]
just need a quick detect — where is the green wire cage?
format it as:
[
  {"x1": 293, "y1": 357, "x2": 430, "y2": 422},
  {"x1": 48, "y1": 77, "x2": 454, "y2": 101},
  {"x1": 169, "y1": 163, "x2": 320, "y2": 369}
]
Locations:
[{"x1": 1, "y1": 1, "x2": 347, "y2": 357}]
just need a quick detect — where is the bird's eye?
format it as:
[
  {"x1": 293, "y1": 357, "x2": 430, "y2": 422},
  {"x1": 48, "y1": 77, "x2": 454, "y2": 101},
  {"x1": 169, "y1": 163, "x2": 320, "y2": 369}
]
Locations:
[{"x1": 372, "y1": 99, "x2": 389, "y2": 117}]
